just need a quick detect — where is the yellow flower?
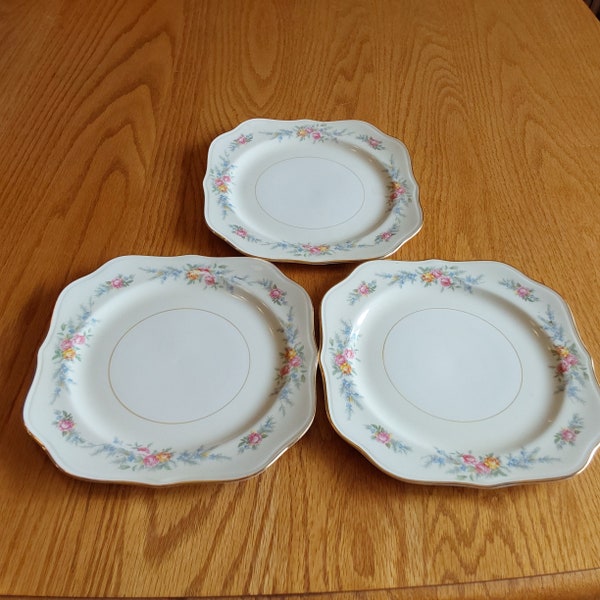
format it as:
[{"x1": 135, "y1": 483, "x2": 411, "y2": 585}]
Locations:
[
  {"x1": 297, "y1": 128, "x2": 308, "y2": 137},
  {"x1": 155, "y1": 452, "x2": 172, "y2": 463},
  {"x1": 284, "y1": 347, "x2": 297, "y2": 360},
  {"x1": 421, "y1": 272, "x2": 435, "y2": 283},
  {"x1": 62, "y1": 348, "x2": 76, "y2": 360},
  {"x1": 218, "y1": 184, "x2": 228, "y2": 192},
  {"x1": 186, "y1": 269, "x2": 201, "y2": 280},
  {"x1": 556, "y1": 346, "x2": 570, "y2": 358},
  {"x1": 483, "y1": 456, "x2": 501, "y2": 470},
  {"x1": 340, "y1": 362, "x2": 352, "y2": 375}
]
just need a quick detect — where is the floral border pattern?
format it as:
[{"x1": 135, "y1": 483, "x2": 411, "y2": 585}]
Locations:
[
  {"x1": 538, "y1": 307, "x2": 589, "y2": 402},
  {"x1": 328, "y1": 320, "x2": 362, "y2": 418},
  {"x1": 499, "y1": 278, "x2": 539, "y2": 302},
  {"x1": 499, "y1": 277, "x2": 587, "y2": 401},
  {"x1": 52, "y1": 274, "x2": 135, "y2": 401},
  {"x1": 422, "y1": 447, "x2": 559, "y2": 482},
  {"x1": 554, "y1": 414, "x2": 583, "y2": 449},
  {"x1": 347, "y1": 280, "x2": 377, "y2": 305},
  {"x1": 54, "y1": 410, "x2": 229, "y2": 471},
  {"x1": 238, "y1": 417, "x2": 275, "y2": 453},
  {"x1": 366, "y1": 424, "x2": 411, "y2": 454},
  {"x1": 377, "y1": 264, "x2": 484, "y2": 293},
  {"x1": 423, "y1": 412, "x2": 585, "y2": 481}
]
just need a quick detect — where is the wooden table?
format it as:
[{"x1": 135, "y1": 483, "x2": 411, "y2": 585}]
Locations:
[{"x1": 2, "y1": 1, "x2": 600, "y2": 598}]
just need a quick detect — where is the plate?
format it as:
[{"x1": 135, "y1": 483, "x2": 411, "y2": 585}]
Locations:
[
  {"x1": 203, "y1": 119, "x2": 422, "y2": 263},
  {"x1": 320, "y1": 260, "x2": 600, "y2": 487},
  {"x1": 23, "y1": 256, "x2": 317, "y2": 485}
]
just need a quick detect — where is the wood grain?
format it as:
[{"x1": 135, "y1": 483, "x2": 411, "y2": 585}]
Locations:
[{"x1": 1, "y1": 0, "x2": 600, "y2": 597}]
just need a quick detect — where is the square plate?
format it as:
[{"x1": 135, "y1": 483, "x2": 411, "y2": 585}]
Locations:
[
  {"x1": 320, "y1": 260, "x2": 600, "y2": 487},
  {"x1": 203, "y1": 119, "x2": 422, "y2": 263},
  {"x1": 24, "y1": 256, "x2": 317, "y2": 485}
]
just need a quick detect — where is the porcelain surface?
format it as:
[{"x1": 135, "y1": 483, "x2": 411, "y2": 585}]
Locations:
[
  {"x1": 320, "y1": 260, "x2": 600, "y2": 487},
  {"x1": 24, "y1": 255, "x2": 317, "y2": 485},
  {"x1": 203, "y1": 119, "x2": 422, "y2": 263}
]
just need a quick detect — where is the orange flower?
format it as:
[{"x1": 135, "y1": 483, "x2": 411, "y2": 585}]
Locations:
[
  {"x1": 186, "y1": 269, "x2": 201, "y2": 280},
  {"x1": 339, "y1": 362, "x2": 352, "y2": 375},
  {"x1": 62, "y1": 348, "x2": 76, "y2": 360},
  {"x1": 483, "y1": 456, "x2": 501, "y2": 470},
  {"x1": 155, "y1": 452, "x2": 172, "y2": 463},
  {"x1": 421, "y1": 272, "x2": 435, "y2": 283},
  {"x1": 556, "y1": 346, "x2": 570, "y2": 358},
  {"x1": 284, "y1": 347, "x2": 297, "y2": 361}
]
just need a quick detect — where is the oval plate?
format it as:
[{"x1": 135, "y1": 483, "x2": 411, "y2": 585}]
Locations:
[
  {"x1": 320, "y1": 260, "x2": 600, "y2": 487},
  {"x1": 203, "y1": 119, "x2": 422, "y2": 264},
  {"x1": 24, "y1": 256, "x2": 317, "y2": 485}
]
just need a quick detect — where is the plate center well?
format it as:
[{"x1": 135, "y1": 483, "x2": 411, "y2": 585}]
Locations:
[
  {"x1": 109, "y1": 309, "x2": 250, "y2": 423},
  {"x1": 383, "y1": 308, "x2": 522, "y2": 422},
  {"x1": 255, "y1": 157, "x2": 365, "y2": 229}
]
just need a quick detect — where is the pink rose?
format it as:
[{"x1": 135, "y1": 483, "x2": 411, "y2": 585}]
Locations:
[
  {"x1": 557, "y1": 360, "x2": 571, "y2": 374},
  {"x1": 235, "y1": 228, "x2": 247, "y2": 238},
  {"x1": 289, "y1": 355, "x2": 302, "y2": 368},
  {"x1": 358, "y1": 284, "x2": 370, "y2": 295},
  {"x1": 475, "y1": 462, "x2": 491, "y2": 474},
  {"x1": 334, "y1": 354, "x2": 346, "y2": 366},
  {"x1": 58, "y1": 419, "x2": 74, "y2": 432},
  {"x1": 280, "y1": 364, "x2": 291, "y2": 377},
  {"x1": 72, "y1": 333, "x2": 86, "y2": 345},
  {"x1": 270, "y1": 287, "x2": 283, "y2": 300},
  {"x1": 561, "y1": 428, "x2": 576, "y2": 442},
  {"x1": 111, "y1": 277, "x2": 124, "y2": 288},
  {"x1": 312, "y1": 131, "x2": 322, "y2": 140},
  {"x1": 236, "y1": 135, "x2": 247, "y2": 144},
  {"x1": 380, "y1": 231, "x2": 392, "y2": 240},
  {"x1": 375, "y1": 431, "x2": 391, "y2": 444},
  {"x1": 516, "y1": 286, "x2": 530, "y2": 298},
  {"x1": 439, "y1": 275, "x2": 453, "y2": 287},
  {"x1": 60, "y1": 338, "x2": 73, "y2": 351},
  {"x1": 565, "y1": 353, "x2": 578, "y2": 366},
  {"x1": 462, "y1": 454, "x2": 478, "y2": 465},
  {"x1": 143, "y1": 454, "x2": 159, "y2": 467},
  {"x1": 247, "y1": 432, "x2": 262, "y2": 446},
  {"x1": 431, "y1": 269, "x2": 443, "y2": 279},
  {"x1": 204, "y1": 274, "x2": 216, "y2": 286},
  {"x1": 343, "y1": 348, "x2": 355, "y2": 360}
]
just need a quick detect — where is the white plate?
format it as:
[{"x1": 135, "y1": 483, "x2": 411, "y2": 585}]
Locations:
[
  {"x1": 203, "y1": 119, "x2": 422, "y2": 263},
  {"x1": 24, "y1": 256, "x2": 317, "y2": 485},
  {"x1": 321, "y1": 260, "x2": 600, "y2": 487}
]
